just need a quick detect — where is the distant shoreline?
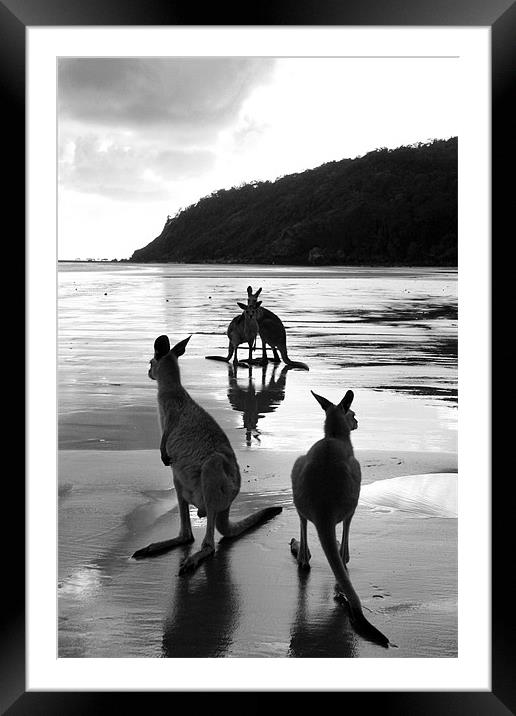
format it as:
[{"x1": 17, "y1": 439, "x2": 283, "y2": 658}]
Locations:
[
  {"x1": 58, "y1": 259, "x2": 458, "y2": 268},
  {"x1": 58, "y1": 259, "x2": 128, "y2": 264}
]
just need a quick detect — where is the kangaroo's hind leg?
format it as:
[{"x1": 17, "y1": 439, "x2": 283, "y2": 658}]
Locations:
[
  {"x1": 178, "y1": 509, "x2": 217, "y2": 574},
  {"x1": 257, "y1": 337, "x2": 268, "y2": 366},
  {"x1": 340, "y1": 509, "x2": 355, "y2": 565},
  {"x1": 132, "y1": 478, "x2": 194, "y2": 559},
  {"x1": 160, "y1": 430, "x2": 171, "y2": 466},
  {"x1": 271, "y1": 345, "x2": 282, "y2": 364},
  {"x1": 290, "y1": 514, "x2": 311, "y2": 569},
  {"x1": 178, "y1": 454, "x2": 235, "y2": 574}
]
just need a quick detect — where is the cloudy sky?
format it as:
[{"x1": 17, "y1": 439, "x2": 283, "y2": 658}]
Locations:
[{"x1": 58, "y1": 57, "x2": 459, "y2": 260}]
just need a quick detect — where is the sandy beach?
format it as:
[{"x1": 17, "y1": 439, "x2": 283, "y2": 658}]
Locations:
[
  {"x1": 58, "y1": 446, "x2": 457, "y2": 658},
  {"x1": 58, "y1": 264, "x2": 457, "y2": 658}
]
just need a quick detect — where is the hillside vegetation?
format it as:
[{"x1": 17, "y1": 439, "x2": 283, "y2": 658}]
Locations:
[{"x1": 130, "y1": 138, "x2": 457, "y2": 265}]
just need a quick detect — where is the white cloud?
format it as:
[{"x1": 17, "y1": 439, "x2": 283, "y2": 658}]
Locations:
[{"x1": 59, "y1": 134, "x2": 216, "y2": 201}]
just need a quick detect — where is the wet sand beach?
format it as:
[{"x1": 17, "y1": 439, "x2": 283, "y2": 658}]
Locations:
[
  {"x1": 58, "y1": 446, "x2": 457, "y2": 658},
  {"x1": 58, "y1": 264, "x2": 457, "y2": 658}
]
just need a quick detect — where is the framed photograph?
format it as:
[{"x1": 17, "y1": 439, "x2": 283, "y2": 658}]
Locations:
[{"x1": 6, "y1": 0, "x2": 508, "y2": 711}]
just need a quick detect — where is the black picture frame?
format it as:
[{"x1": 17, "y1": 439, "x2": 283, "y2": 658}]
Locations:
[{"x1": 5, "y1": 0, "x2": 509, "y2": 712}]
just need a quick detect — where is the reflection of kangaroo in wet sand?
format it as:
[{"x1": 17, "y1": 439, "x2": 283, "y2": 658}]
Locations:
[
  {"x1": 227, "y1": 362, "x2": 290, "y2": 446},
  {"x1": 247, "y1": 286, "x2": 309, "y2": 370},
  {"x1": 162, "y1": 542, "x2": 240, "y2": 657},
  {"x1": 288, "y1": 571, "x2": 357, "y2": 658},
  {"x1": 205, "y1": 301, "x2": 260, "y2": 366},
  {"x1": 290, "y1": 389, "x2": 389, "y2": 648},
  {"x1": 132, "y1": 335, "x2": 282, "y2": 572}
]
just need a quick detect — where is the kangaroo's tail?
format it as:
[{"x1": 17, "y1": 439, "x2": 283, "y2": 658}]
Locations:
[
  {"x1": 316, "y1": 523, "x2": 389, "y2": 648},
  {"x1": 216, "y1": 505, "x2": 282, "y2": 539},
  {"x1": 277, "y1": 344, "x2": 309, "y2": 371},
  {"x1": 205, "y1": 342, "x2": 234, "y2": 363}
]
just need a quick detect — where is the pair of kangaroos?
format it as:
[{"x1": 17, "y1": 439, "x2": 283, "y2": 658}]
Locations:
[
  {"x1": 132, "y1": 294, "x2": 389, "y2": 648},
  {"x1": 205, "y1": 285, "x2": 309, "y2": 370}
]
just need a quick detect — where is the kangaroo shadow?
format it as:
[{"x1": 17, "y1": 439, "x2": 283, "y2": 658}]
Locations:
[
  {"x1": 161, "y1": 540, "x2": 241, "y2": 657},
  {"x1": 288, "y1": 570, "x2": 358, "y2": 658},
  {"x1": 226, "y1": 362, "x2": 291, "y2": 446}
]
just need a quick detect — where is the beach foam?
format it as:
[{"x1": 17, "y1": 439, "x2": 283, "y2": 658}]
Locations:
[{"x1": 359, "y1": 473, "x2": 457, "y2": 518}]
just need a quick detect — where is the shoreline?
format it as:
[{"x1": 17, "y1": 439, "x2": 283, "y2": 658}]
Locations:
[
  {"x1": 58, "y1": 260, "x2": 458, "y2": 274},
  {"x1": 58, "y1": 447, "x2": 458, "y2": 491}
]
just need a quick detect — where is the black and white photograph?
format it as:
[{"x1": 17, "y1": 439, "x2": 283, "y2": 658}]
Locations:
[
  {"x1": 57, "y1": 52, "x2": 459, "y2": 659},
  {"x1": 15, "y1": 15, "x2": 499, "y2": 702}
]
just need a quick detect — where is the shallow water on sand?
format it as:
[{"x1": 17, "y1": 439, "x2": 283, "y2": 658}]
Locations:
[
  {"x1": 58, "y1": 263, "x2": 457, "y2": 660},
  {"x1": 58, "y1": 263, "x2": 457, "y2": 453}
]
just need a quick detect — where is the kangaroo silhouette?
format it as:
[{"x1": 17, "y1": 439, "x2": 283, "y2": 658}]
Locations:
[
  {"x1": 205, "y1": 301, "x2": 260, "y2": 366},
  {"x1": 247, "y1": 286, "x2": 309, "y2": 370},
  {"x1": 132, "y1": 334, "x2": 282, "y2": 573},
  {"x1": 290, "y1": 389, "x2": 389, "y2": 648}
]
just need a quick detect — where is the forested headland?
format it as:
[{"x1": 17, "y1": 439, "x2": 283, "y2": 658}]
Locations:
[{"x1": 129, "y1": 138, "x2": 457, "y2": 266}]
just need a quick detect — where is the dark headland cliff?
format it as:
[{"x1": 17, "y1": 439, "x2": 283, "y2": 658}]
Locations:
[{"x1": 130, "y1": 138, "x2": 457, "y2": 266}]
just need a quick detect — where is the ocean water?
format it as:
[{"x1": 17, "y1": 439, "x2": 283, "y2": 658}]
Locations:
[
  {"x1": 58, "y1": 262, "x2": 457, "y2": 453},
  {"x1": 57, "y1": 263, "x2": 458, "y2": 659}
]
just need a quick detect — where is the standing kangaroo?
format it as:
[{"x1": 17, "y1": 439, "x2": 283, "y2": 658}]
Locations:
[
  {"x1": 247, "y1": 286, "x2": 309, "y2": 370},
  {"x1": 290, "y1": 389, "x2": 389, "y2": 648},
  {"x1": 205, "y1": 301, "x2": 260, "y2": 366},
  {"x1": 132, "y1": 334, "x2": 282, "y2": 572}
]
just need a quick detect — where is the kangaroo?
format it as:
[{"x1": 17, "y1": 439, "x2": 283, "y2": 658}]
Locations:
[
  {"x1": 205, "y1": 301, "x2": 260, "y2": 366},
  {"x1": 132, "y1": 334, "x2": 282, "y2": 572},
  {"x1": 246, "y1": 286, "x2": 309, "y2": 370},
  {"x1": 289, "y1": 389, "x2": 389, "y2": 648}
]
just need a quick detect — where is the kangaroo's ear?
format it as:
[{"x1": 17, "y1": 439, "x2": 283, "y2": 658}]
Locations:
[
  {"x1": 171, "y1": 335, "x2": 192, "y2": 358},
  {"x1": 255, "y1": 287, "x2": 262, "y2": 298},
  {"x1": 154, "y1": 335, "x2": 171, "y2": 359},
  {"x1": 237, "y1": 301, "x2": 247, "y2": 310},
  {"x1": 338, "y1": 390, "x2": 354, "y2": 413},
  {"x1": 255, "y1": 300, "x2": 262, "y2": 307},
  {"x1": 247, "y1": 286, "x2": 253, "y2": 296},
  {"x1": 311, "y1": 390, "x2": 334, "y2": 412}
]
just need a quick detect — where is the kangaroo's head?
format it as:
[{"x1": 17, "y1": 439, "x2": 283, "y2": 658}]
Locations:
[
  {"x1": 246, "y1": 285, "x2": 262, "y2": 307},
  {"x1": 148, "y1": 334, "x2": 191, "y2": 382},
  {"x1": 237, "y1": 300, "x2": 261, "y2": 321},
  {"x1": 311, "y1": 389, "x2": 358, "y2": 434}
]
